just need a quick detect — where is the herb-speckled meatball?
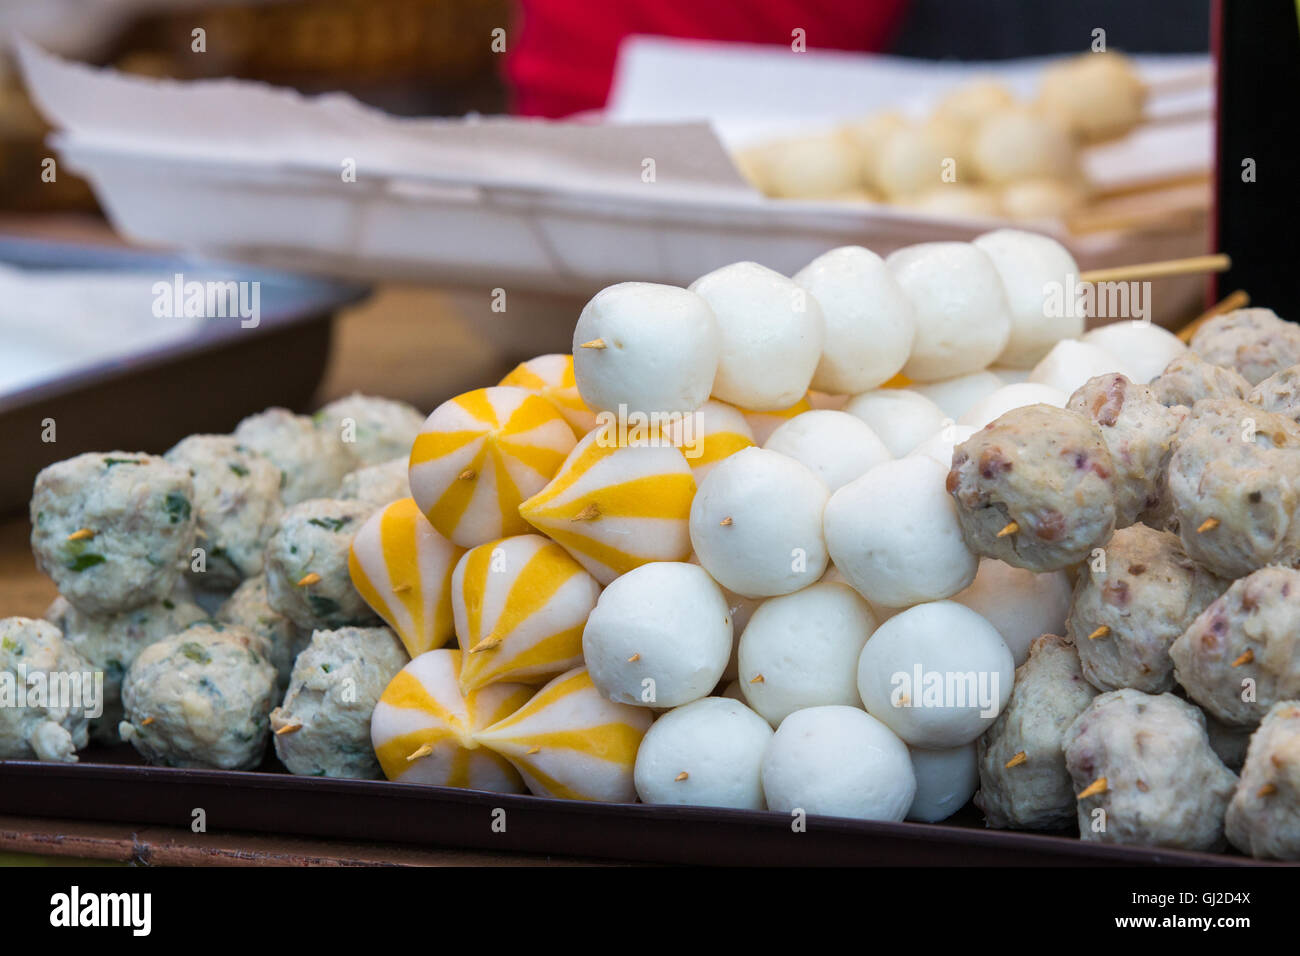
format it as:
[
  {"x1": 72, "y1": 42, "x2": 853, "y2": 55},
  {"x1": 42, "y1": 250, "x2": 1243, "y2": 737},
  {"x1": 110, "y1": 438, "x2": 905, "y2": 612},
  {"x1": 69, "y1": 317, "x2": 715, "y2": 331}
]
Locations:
[
  {"x1": 1170, "y1": 567, "x2": 1300, "y2": 728},
  {"x1": 118, "y1": 623, "x2": 277, "y2": 770},
  {"x1": 0, "y1": 617, "x2": 92, "y2": 762},
  {"x1": 269, "y1": 625, "x2": 408, "y2": 778},
  {"x1": 264, "y1": 499, "x2": 379, "y2": 632},
  {"x1": 314, "y1": 393, "x2": 425, "y2": 469},
  {"x1": 1225, "y1": 701, "x2": 1300, "y2": 859},
  {"x1": 1067, "y1": 374, "x2": 1187, "y2": 528},
  {"x1": 337, "y1": 457, "x2": 409, "y2": 509},
  {"x1": 232, "y1": 408, "x2": 351, "y2": 505},
  {"x1": 1063, "y1": 689, "x2": 1236, "y2": 851},
  {"x1": 947, "y1": 404, "x2": 1118, "y2": 572},
  {"x1": 45, "y1": 585, "x2": 208, "y2": 743},
  {"x1": 976, "y1": 634, "x2": 1097, "y2": 830},
  {"x1": 30, "y1": 452, "x2": 196, "y2": 615},
  {"x1": 216, "y1": 575, "x2": 305, "y2": 691},
  {"x1": 1068, "y1": 525, "x2": 1226, "y2": 694},
  {"x1": 1249, "y1": 364, "x2": 1300, "y2": 427},
  {"x1": 1167, "y1": 399, "x2": 1300, "y2": 578},
  {"x1": 1150, "y1": 351, "x2": 1250, "y2": 408},
  {"x1": 1190, "y1": 307, "x2": 1300, "y2": 386},
  {"x1": 165, "y1": 434, "x2": 282, "y2": 589}
]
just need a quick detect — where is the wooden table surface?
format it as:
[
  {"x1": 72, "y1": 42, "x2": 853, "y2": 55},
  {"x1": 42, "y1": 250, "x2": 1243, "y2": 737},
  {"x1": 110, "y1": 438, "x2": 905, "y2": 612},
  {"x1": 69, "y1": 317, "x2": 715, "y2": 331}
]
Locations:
[{"x1": 0, "y1": 214, "x2": 607, "y2": 866}]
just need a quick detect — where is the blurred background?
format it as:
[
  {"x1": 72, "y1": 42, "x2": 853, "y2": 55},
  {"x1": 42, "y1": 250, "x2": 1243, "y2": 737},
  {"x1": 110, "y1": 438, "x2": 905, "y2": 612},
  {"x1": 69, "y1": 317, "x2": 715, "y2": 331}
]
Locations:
[{"x1": 6, "y1": 0, "x2": 1296, "y2": 533}]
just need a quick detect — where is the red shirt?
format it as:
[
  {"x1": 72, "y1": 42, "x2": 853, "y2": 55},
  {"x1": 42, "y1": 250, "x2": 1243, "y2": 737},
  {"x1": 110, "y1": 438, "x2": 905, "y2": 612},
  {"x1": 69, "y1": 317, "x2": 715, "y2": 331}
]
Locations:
[{"x1": 505, "y1": 0, "x2": 910, "y2": 117}]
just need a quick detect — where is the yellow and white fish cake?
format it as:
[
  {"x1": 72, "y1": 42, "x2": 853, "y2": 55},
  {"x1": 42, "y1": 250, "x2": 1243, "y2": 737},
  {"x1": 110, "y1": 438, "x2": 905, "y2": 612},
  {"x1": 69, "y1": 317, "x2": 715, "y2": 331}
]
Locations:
[
  {"x1": 518, "y1": 428, "x2": 696, "y2": 585},
  {"x1": 498, "y1": 353, "x2": 599, "y2": 437},
  {"x1": 371, "y1": 649, "x2": 532, "y2": 792},
  {"x1": 348, "y1": 497, "x2": 463, "y2": 658},
  {"x1": 451, "y1": 534, "x2": 600, "y2": 693},
  {"x1": 664, "y1": 399, "x2": 754, "y2": 482},
  {"x1": 408, "y1": 386, "x2": 576, "y2": 549},
  {"x1": 475, "y1": 667, "x2": 652, "y2": 802}
]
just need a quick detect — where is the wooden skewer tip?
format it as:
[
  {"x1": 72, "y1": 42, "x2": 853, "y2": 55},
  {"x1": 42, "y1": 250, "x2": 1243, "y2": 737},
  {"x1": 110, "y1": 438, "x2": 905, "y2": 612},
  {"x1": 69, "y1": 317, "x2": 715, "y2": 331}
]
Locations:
[{"x1": 1077, "y1": 776, "x2": 1109, "y2": 800}]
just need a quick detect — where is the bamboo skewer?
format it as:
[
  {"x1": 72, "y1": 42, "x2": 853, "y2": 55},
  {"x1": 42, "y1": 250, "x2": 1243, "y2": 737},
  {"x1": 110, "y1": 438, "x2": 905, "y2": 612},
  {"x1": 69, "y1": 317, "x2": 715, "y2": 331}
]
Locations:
[
  {"x1": 1077, "y1": 253, "x2": 1230, "y2": 284},
  {"x1": 1178, "y1": 290, "x2": 1250, "y2": 342}
]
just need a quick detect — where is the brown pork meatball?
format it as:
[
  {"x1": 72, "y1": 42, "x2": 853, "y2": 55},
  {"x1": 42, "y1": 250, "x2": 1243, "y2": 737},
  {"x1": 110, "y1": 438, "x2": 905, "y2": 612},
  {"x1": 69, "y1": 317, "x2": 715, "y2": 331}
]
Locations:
[
  {"x1": 1067, "y1": 373, "x2": 1187, "y2": 527},
  {"x1": 1150, "y1": 351, "x2": 1250, "y2": 408},
  {"x1": 1249, "y1": 364, "x2": 1300, "y2": 427},
  {"x1": 1067, "y1": 524, "x2": 1227, "y2": 693},
  {"x1": 1166, "y1": 399, "x2": 1300, "y2": 579},
  {"x1": 1225, "y1": 701, "x2": 1300, "y2": 859},
  {"x1": 1063, "y1": 689, "x2": 1237, "y2": 851},
  {"x1": 947, "y1": 404, "x2": 1117, "y2": 572},
  {"x1": 1169, "y1": 567, "x2": 1300, "y2": 728},
  {"x1": 1190, "y1": 307, "x2": 1300, "y2": 386},
  {"x1": 976, "y1": 634, "x2": 1097, "y2": 830}
]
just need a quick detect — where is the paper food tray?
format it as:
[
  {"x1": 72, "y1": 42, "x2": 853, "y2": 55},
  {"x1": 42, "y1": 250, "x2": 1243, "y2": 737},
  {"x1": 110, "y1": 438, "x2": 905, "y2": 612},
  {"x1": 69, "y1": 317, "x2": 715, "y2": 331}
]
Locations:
[{"x1": 20, "y1": 41, "x2": 1210, "y2": 319}]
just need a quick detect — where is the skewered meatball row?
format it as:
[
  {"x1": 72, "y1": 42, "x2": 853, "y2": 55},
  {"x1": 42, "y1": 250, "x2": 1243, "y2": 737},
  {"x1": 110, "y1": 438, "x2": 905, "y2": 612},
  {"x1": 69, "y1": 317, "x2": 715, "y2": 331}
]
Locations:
[
  {"x1": 1063, "y1": 689, "x2": 1237, "y2": 851},
  {"x1": 269, "y1": 625, "x2": 409, "y2": 779},
  {"x1": 1066, "y1": 373, "x2": 1187, "y2": 527},
  {"x1": 30, "y1": 452, "x2": 197, "y2": 616},
  {"x1": 1170, "y1": 567, "x2": 1300, "y2": 729},
  {"x1": 1189, "y1": 308, "x2": 1300, "y2": 386},
  {"x1": 118, "y1": 623, "x2": 278, "y2": 771},
  {"x1": 1249, "y1": 364, "x2": 1300, "y2": 426},
  {"x1": 1067, "y1": 524, "x2": 1226, "y2": 694},
  {"x1": 164, "y1": 434, "x2": 283, "y2": 589},
  {"x1": 947, "y1": 403, "x2": 1118, "y2": 572},
  {"x1": 1225, "y1": 701, "x2": 1300, "y2": 860},
  {"x1": 0, "y1": 617, "x2": 92, "y2": 763},
  {"x1": 1149, "y1": 351, "x2": 1250, "y2": 408},
  {"x1": 45, "y1": 584, "x2": 208, "y2": 742},
  {"x1": 976, "y1": 634, "x2": 1097, "y2": 830},
  {"x1": 1166, "y1": 399, "x2": 1300, "y2": 579},
  {"x1": 263, "y1": 498, "x2": 380, "y2": 632}
]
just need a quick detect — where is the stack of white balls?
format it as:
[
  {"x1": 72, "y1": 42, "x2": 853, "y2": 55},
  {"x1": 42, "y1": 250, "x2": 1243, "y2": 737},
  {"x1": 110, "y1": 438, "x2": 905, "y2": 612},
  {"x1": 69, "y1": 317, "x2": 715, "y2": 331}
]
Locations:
[{"x1": 573, "y1": 228, "x2": 1178, "y2": 823}]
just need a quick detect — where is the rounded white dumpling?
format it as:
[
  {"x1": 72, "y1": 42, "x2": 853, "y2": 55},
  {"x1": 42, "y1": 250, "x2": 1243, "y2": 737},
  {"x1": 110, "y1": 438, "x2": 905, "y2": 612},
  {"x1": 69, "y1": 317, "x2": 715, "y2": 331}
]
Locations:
[
  {"x1": 689, "y1": 448, "x2": 829, "y2": 598},
  {"x1": 912, "y1": 371, "x2": 1005, "y2": 419},
  {"x1": 950, "y1": 558, "x2": 1072, "y2": 665},
  {"x1": 738, "y1": 581, "x2": 877, "y2": 726},
  {"x1": 1037, "y1": 53, "x2": 1145, "y2": 144},
  {"x1": 757, "y1": 133, "x2": 862, "y2": 199},
  {"x1": 973, "y1": 228, "x2": 1083, "y2": 369},
  {"x1": 582, "y1": 562, "x2": 732, "y2": 709},
  {"x1": 824, "y1": 456, "x2": 977, "y2": 608},
  {"x1": 856, "y1": 601, "x2": 1014, "y2": 748},
  {"x1": 971, "y1": 106, "x2": 1078, "y2": 185},
  {"x1": 1082, "y1": 321, "x2": 1188, "y2": 384},
  {"x1": 763, "y1": 410, "x2": 892, "y2": 492},
  {"x1": 958, "y1": 382, "x2": 1068, "y2": 428},
  {"x1": 907, "y1": 743, "x2": 978, "y2": 822},
  {"x1": 933, "y1": 79, "x2": 1015, "y2": 129},
  {"x1": 792, "y1": 246, "x2": 915, "y2": 394},
  {"x1": 844, "y1": 388, "x2": 948, "y2": 457},
  {"x1": 903, "y1": 185, "x2": 1002, "y2": 220},
  {"x1": 571, "y1": 282, "x2": 719, "y2": 416},
  {"x1": 886, "y1": 242, "x2": 1013, "y2": 381},
  {"x1": 760, "y1": 705, "x2": 916, "y2": 821},
  {"x1": 690, "y1": 262, "x2": 825, "y2": 411},
  {"x1": 999, "y1": 178, "x2": 1086, "y2": 221},
  {"x1": 1028, "y1": 339, "x2": 1140, "y2": 397},
  {"x1": 874, "y1": 124, "x2": 949, "y2": 199},
  {"x1": 907, "y1": 423, "x2": 977, "y2": 469},
  {"x1": 633, "y1": 697, "x2": 773, "y2": 809}
]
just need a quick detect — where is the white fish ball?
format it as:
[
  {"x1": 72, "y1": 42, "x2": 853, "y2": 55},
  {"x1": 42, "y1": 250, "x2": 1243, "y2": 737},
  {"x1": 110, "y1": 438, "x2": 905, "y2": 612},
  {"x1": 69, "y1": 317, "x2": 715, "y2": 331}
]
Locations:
[
  {"x1": 764, "y1": 410, "x2": 892, "y2": 492},
  {"x1": 844, "y1": 388, "x2": 948, "y2": 457},
  {"x1": 974, "y1": 228, "x2": 1083, "y2": 369},
  {"x1": 950, "y1": 558, "x2": 1073, "y2": 665},
  {"x1": 824, "y1": 456, "x2": 977, "y2": 608},
  {"x1": 634, "y1": 697, "x2": 773, "y2": 809}
]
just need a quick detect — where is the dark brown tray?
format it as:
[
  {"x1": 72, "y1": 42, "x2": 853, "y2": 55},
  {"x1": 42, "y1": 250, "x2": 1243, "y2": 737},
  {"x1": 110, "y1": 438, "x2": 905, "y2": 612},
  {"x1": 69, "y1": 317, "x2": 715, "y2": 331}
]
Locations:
[
  {"x1": 0, "y1": 750, "x2": 1278, "y2": 866},
  {"x1": 0, "y1": 236, "x2": 369, "y2": 514}
]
